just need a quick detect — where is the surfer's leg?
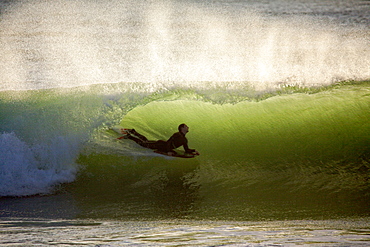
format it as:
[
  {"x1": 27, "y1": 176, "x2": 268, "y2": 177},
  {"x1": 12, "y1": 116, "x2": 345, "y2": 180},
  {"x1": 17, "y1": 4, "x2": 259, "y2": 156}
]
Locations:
[
  {"x1": 127, "y1": 135, "x2": 145, "y2": 146},
  {"x1": 149, "y1": 140, "x2": 167, "y2": 150},
  {"x1": 127, "y1": 135, "x2": 159, "y2": 149},
  {"x1": 127, "y1": 133, "x2": 166, "y2": 150},
  {"x1": 140, "y1": 140, "x2": 166, "y2": 150},
  {"x1": 128, "y1": 129, "x2": 148, "y2": 141}
]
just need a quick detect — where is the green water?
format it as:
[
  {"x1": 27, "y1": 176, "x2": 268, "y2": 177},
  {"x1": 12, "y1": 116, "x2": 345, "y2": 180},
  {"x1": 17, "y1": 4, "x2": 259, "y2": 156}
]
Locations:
[
  {"x1": 0, "y1": 81, "x2": 369, "y2": 220},
  {"x1": 57, "y1": 81, "x2": 370, "y2": 221}
]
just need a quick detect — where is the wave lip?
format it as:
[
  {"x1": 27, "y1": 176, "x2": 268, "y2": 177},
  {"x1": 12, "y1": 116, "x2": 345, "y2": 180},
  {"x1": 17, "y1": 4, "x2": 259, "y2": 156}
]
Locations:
[{"x1": 0, "y1": 132, "x2": 78, "y2": 197}]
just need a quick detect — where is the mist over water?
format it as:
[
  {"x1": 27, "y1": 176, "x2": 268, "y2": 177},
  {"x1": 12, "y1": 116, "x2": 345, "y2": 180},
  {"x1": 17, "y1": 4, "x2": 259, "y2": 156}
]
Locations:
[{"x1": 0, "y1": 0, "x2": 369, "y2": 91}]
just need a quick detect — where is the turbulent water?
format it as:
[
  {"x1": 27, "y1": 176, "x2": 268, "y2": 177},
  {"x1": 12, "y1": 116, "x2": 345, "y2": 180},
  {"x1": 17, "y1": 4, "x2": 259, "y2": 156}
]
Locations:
[{"x1": 1, "y1": 0, "x2": 370, "y2": 245}]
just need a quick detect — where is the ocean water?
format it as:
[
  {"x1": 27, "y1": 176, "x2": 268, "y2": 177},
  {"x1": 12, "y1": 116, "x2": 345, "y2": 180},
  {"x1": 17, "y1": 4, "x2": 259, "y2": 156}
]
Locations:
[{"x1": 1, "y1": 0, "x2": 369, "y2": 245}]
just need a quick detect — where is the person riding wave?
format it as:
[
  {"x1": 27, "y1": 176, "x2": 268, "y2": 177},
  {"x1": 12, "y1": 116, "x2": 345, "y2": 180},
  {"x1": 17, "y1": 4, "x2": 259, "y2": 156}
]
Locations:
[{"x1": 119, "y1": 123, "x2": 200, "y2": 156}]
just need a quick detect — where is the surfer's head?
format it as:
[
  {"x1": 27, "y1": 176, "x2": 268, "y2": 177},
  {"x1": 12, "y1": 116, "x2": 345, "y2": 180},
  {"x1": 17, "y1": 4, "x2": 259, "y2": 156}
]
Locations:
[{"x1": 178, "y1": 123, "x2": 189, "y2": 134}]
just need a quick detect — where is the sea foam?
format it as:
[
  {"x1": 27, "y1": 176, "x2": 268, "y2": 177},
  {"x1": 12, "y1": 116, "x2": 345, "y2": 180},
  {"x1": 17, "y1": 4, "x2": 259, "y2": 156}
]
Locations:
[{"x1": 0, "y1": 132, "x2": 78, "y2": 196}]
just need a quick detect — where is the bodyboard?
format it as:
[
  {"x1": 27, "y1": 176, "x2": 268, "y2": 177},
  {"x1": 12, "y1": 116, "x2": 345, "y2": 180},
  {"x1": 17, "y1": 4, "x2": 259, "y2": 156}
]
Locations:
[{"x1": 154, "y1": 150, "x2": 197, "y2": 158}]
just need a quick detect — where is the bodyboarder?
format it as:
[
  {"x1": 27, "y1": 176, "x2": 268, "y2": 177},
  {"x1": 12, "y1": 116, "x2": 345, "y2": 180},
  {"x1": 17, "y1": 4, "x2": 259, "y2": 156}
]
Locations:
[{"x1": 119, "y1": 124, "x2": 200, "y2": 156}]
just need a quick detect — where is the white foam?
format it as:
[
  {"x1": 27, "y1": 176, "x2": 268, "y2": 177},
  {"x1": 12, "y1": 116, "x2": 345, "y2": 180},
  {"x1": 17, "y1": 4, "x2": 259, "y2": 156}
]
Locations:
[{"x1": 0, "y1": 132, "x2": 78, "y2": 197}]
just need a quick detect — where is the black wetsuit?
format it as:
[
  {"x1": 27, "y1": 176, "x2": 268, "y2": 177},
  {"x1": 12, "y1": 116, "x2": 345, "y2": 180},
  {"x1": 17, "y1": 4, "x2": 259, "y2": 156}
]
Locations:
[{"x1": 127, "y1": 130, "x2": 195, "y2": 153}]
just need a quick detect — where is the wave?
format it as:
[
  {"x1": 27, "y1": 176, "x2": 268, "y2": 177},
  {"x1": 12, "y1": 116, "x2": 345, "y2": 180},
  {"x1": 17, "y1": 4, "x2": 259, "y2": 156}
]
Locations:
[
  {"x1": 1, "y1": 0, "x2": 369, "y2": 220},
  {"x1": 1, "y1": 81, "x2": 369, "y2": 203},
  {"x1": 120, "y1": 91, "x2": 370, "y2": 163},
  {"x1": 73, "y1": 80, "x2": 370, "y2": 219},
  {"x1": 0, "y1": 132, "x2": 78, "y2": 197}
]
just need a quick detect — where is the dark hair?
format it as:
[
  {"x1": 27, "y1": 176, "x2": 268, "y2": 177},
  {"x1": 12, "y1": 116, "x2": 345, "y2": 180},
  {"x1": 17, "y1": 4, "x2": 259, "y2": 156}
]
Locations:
[{"x1": 178, "y1": 123, "x2": 187, "y2": 132}]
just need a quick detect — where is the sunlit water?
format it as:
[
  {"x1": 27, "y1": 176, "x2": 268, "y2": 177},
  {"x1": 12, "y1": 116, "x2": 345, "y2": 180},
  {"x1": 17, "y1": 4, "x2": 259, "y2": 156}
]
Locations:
[
  {"x1": 1, "y1": 218, "x2": 370, "y2": 246},
  {"x1": 1, "y1": 0, "x2": 369, "y2": 246}
]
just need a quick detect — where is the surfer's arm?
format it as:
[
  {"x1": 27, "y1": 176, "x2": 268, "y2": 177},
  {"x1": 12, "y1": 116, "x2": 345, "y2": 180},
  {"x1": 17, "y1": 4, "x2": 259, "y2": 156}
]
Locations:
[
  {"x1": 183, "y1": 140, "x2": 197, "y2": 154},
  {"x1": 184, "y1": 145, "x2": 195, "y2": 153},
  {"x1": 184, "y1": 146, "x2": 199, "y2": 155},
  {"x1": 185, "y1": 149, "x2": 199, "y2": 155},
  {"x1": 167, "y1": 132, "x2": 199, "y2": 155}
]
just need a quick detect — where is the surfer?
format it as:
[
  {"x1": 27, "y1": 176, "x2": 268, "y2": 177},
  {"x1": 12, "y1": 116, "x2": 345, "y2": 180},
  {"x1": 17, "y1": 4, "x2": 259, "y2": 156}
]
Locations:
[{"x1": 119, "y1": 124, "x2": 199, "y2": 156}]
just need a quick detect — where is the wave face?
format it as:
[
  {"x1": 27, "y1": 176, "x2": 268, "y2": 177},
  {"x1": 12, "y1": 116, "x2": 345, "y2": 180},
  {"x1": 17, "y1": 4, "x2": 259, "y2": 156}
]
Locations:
[
  {"x1": 1, "y1": 82, "x2": 369, "y2": 220},
  {"x1": 0, "y1": 0, "x2": 369, "y2": 220}
]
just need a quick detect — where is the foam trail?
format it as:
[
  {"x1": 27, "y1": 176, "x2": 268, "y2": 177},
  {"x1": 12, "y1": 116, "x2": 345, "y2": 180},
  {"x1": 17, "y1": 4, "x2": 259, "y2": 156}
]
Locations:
[
  {"x1": 0, "y1": 132, "x2": 78, "y2": 197},
  {"x1": 0, "y1": 0, "x2": 369, "y2": 91}
]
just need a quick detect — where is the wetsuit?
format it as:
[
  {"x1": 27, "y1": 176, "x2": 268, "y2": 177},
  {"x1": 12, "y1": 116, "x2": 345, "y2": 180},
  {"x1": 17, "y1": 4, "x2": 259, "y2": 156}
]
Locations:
[
  {"x1": 166, "y1": 132, "x2": 195, "y2": 153},
  {"x1": 127, "y1": 130, "x2": 195, "y2": 153}
]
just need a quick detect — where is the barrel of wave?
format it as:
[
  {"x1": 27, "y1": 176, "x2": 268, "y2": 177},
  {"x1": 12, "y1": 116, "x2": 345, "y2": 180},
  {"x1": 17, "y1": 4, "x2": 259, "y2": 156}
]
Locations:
[{"x1": 120, "y1": 91, "x2": 369, "y2": 164}]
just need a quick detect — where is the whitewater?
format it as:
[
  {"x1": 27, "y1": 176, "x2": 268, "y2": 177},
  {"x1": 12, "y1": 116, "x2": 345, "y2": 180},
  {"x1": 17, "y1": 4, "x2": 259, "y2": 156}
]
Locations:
[{"x1": 0, "y1": 0, "x2": 369, "y2": 246}]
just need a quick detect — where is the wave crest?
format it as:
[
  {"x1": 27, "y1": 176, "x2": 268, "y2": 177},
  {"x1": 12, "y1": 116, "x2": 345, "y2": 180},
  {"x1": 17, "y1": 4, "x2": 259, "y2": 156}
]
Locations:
[{"x1": 0, "y1": 132, "x2": 78, "y2": 197}]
